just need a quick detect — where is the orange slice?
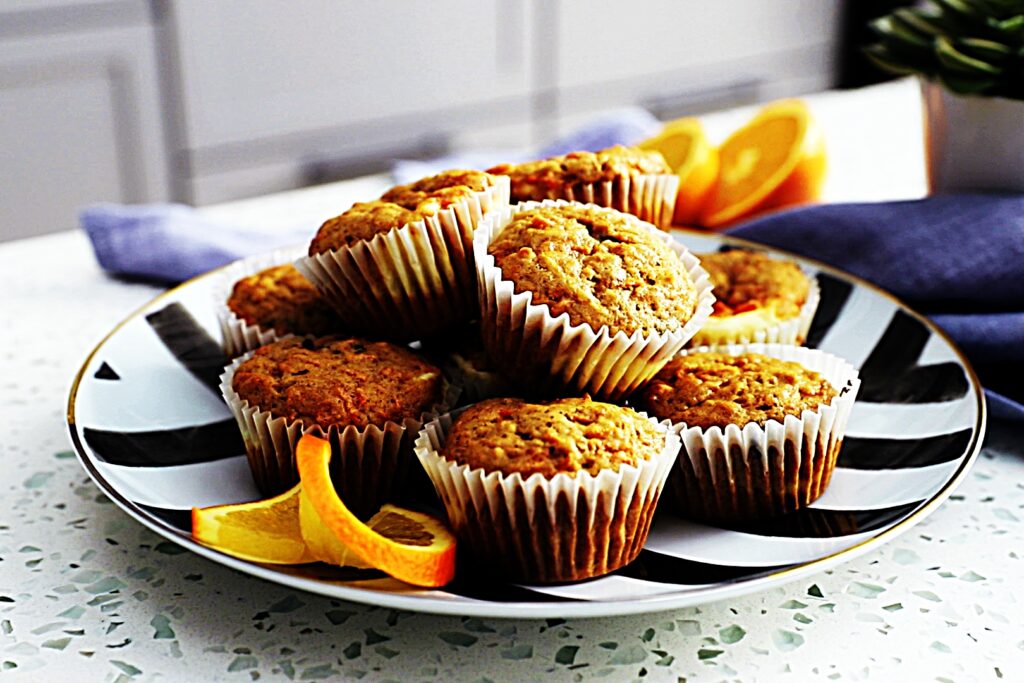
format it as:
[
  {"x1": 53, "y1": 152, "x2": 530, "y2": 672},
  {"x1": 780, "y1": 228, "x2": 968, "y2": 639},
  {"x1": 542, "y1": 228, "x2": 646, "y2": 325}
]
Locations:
[
  {"x1": 296, "y1": 434, "x2": 456, "y2": 587},
  {"x1": 700, "y1": 100, "x2": 826, "y2": 229},
  {"x1": 638, "y1": 117, "x2": 719, "y2": 226},
  {"x1": 192, "y1": 484, "x2": 316, "y2": 564}
]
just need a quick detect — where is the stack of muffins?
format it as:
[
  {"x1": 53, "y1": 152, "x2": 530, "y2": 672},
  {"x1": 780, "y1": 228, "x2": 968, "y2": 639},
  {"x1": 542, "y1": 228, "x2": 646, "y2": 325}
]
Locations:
[{"x1": 214, "y1": 145, "x2": 860, "y2": 584}]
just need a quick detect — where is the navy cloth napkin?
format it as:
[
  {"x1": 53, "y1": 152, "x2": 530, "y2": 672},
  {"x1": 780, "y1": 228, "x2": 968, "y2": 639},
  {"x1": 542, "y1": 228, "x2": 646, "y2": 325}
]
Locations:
[{"x1": 728, "y1": 194, "x2": 1024, "y2": 421}]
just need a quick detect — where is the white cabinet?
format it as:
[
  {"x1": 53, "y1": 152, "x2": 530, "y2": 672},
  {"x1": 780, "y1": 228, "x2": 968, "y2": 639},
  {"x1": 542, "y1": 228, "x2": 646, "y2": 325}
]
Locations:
[
  {"x1": 544, "y1": 0, "x2": 841, "y2": 135},
  {"x1": 175, "y1": 1, "x2": 843, "y2": 205},
  {"x1": 173, "y1": 1, "x2": 536, "y2": 203},
  {"x1": 0, "y1": 16, "x2": 170, "y2": 241}
]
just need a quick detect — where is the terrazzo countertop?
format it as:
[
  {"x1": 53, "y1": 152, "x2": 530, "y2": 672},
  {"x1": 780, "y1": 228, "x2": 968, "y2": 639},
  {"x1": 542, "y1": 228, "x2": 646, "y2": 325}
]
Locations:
[{"x1": 2, "y1": 79, "x2": 1023, "y2": 681}]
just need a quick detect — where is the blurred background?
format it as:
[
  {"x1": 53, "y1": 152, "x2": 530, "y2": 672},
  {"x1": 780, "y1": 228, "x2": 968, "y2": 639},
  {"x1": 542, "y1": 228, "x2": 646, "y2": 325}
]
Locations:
[{"x1": 0, "y1": 0, "x2": 901, "y2": 243}]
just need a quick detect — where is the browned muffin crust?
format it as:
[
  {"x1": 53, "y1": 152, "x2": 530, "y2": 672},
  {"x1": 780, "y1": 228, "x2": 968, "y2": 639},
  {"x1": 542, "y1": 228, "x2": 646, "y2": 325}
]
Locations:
[
  {"x1": 636, "y1": 352, "x2": 837, "y2": 429},
  {"x1": 227, "y1": 264, "x2": 342, "y2": 337},
  {"x1": 488, "y1": 146, "x2": 670, "y2": 202},
  {"x1": 700, "y1": 250, "x2": 809, "y2": 319},
  {"x1": 443, "y1": 397, "x2": 663, "y2": 478},
  {"x1": 232, "y1": 336, "x2": 444, "y2": 428},
  {"x1": 488, "y1": 204, "x2": 697, "y2": 335},
  {"x1": 309, "y1": 170, "x2": 496, "y2": 254}
]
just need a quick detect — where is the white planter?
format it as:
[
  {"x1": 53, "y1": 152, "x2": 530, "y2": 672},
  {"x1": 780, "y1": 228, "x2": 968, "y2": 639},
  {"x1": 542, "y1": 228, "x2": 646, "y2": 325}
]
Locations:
[{"x1": 923, "y1": 79, "x2": 1024, "y2": 193}]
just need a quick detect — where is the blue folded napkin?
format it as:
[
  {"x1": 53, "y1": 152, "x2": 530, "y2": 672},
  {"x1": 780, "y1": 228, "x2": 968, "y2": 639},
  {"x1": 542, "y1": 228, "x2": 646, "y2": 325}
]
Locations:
[
  {"x1": 728, "y1": 194, "x2": 1024, "y2": 421},
  {"x1": 81, "y1": 203, "x2": 313, "y2": 282}
]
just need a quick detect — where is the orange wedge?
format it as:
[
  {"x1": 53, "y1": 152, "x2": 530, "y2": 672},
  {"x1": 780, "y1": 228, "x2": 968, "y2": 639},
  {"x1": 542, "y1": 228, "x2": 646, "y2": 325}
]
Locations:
[
  {"x1": 296, "y1": 434, "x2": 456, "y2": 587},
  {"x1": 638, "y1": 117, "x2": 719, "y2": 226},
  {"x1": 700, "y1": 100, "x2": 826, "y2": 229},
  {"x1": 192, "y1": 484, "x2": 316, "y2": 564}
]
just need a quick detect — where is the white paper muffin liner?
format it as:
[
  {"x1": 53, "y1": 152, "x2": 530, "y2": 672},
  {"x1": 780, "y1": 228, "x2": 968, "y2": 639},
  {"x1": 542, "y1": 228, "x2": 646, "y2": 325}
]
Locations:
[
  {"x1": 688, "y1": 271, "x2": 821, "y2": 348},
  {"x1": 474, "y1": 199, "x2": 715, "y2": 400},
  {"x1": 561, "y1": 173, "x2": 679, "y2": 229},
  {"x1": 220, "y1": 351, "x2": 459, "y2": 518},
  {"x1": 295, "y1": 175, "x2": 510, "y2": 341},
  {"x1": 666, "y1": 343, "x2": 861, "y2": 522},
  {"x1": 213, "y1": 246, "x2": 316, "y2": 358},
  {"x1": 414, "y1": 411, "x2": 680, "y2": 583}
]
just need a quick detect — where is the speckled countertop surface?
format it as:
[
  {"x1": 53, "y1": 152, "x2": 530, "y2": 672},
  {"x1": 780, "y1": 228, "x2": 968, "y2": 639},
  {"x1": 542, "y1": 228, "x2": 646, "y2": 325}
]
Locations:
[{"x1": 2, "y1": 79, "x2": 1023, "y2": 681}]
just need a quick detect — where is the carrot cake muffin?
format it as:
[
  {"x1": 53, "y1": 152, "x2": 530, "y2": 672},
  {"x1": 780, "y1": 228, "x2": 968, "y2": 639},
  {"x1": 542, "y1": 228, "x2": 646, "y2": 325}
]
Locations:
[
  {"x1": 309, "y1": 169, "x2": 497, "y2": 254},
  {"x1": 223, "y1": 335, "x2": 447, "y2": 511},
  {"x1": 443, "y1": 396, "x2": 663, "y2": 477},
  {"x1": 636, "y1": 351, "x2": 837, "y2": 428},
  {"x1": 634, "y1": 347, "x2": 857, "y2": 523},
  {"x1": 416, "y1": 396, "x2": 677, "y2": 582},
  {"x1": 299, "y1": 168, "x2": 507, "y2": 340},
  {"x1": 487, "y1": 204, "x2": 697, "y2": 336},
  {"x1": 226, "y1": 264, "x2": 342, "y2": 338},
  {"x1": 488, "y1": 146, "x2": 670, "y2": 202},
  {"x1": 232, "y1": 336, "x2": 444, "y2": 428}
]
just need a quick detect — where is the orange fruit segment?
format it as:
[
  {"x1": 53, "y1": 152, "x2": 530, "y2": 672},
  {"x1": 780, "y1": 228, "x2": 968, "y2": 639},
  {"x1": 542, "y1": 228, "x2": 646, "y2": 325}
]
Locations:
[
  {"x1": 192, "y1": 484, "x2": 316, "y2": 564},
  {"x1": 638, "y1": 117, "x2": 719, "y2": 226},
  {"x1": 296, "y1": 434, "x2": 456, "y2": 587},
  {"x1": 700, "y1": 100, "x2": 826, "y2": 229}
]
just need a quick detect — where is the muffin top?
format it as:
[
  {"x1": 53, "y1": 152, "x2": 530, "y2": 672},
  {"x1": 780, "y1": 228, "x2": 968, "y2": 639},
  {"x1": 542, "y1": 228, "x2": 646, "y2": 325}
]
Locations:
[
  {"x1": 227, "y1": 264, "x2": 342, "y2": 337},
  {"x1": 442, "y1": 396, "x2": 664, "y2": 478},
  {"x1": 635, "y1": 352, "x2": 837, "y2": 429},
  {"x1": 232, "y1": 336, "x2": 444, "y2": 428},
  {"x1": 309, "y1": 169, "x2": 496, "y2": 254},
  {"x1": 488, "y1": 146, "x2": 671, "y2": 201},
  {"x1": 700, "y1": 250, "x2": 810, "y2": 320},
  {"x1": 488, "y1": 204, "x2": 697, "y2": 335}
]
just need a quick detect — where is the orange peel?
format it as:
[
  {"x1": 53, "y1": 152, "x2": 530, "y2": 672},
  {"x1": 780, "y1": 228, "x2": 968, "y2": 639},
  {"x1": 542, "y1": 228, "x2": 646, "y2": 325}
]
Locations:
[{"x1": 296, "y1": 433, "x2": 456, "y2": 587}]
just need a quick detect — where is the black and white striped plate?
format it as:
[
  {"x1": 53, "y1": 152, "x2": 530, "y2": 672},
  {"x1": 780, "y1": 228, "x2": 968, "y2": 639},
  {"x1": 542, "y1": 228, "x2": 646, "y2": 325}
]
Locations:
[{"x1": 66, "y1": 232, "x2": 986, "y2": 618}]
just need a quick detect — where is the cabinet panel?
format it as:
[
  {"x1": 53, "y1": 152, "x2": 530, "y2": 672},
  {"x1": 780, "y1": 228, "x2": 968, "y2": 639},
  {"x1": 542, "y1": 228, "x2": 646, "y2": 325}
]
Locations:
[
  {"x1": 553, "y1": 0, "x2": 842, "y2": 89},
  {"x1": 0, "y1": 25, "x2": 170, "y2": 241},
  {"x1": 175, "y1": 0, "x2": 532, "y2": 151}
]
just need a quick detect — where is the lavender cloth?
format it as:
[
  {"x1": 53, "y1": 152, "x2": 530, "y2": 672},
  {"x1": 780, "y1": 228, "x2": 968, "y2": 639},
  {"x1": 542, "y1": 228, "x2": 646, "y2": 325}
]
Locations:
[
  {"x1": 728, "y1": 194, "x2": 1024, "y2": 421},
  {"x1": 81, "y1": 204, "x2": 312, "y2": 282}
]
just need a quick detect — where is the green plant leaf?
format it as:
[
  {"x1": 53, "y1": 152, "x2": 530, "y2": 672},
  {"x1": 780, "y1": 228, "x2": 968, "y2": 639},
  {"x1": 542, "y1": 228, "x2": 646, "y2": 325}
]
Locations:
[
  {"x1": 955, "y1": 37, "x2": 1015, "y2": 62},
  {"x1": 974, "y1": 0, "x2": 1024, "y2": 19},
  {"x1": 863, "y1": 44, "x2": 935, "y2": 76},
  {"x1": 934, "y1": 0, "x2": 989, "y2": 23},
  {"x1": 987, "y1": 13, "x2": 1024, "y2": 36},
  {"x1": 893, "y1": 8, "x2": 947, "y2": 37},
  {"x1": 935, "y1": 34, "x2": 1005, "y2": 73},
  {"x1": 871, "y1": 16, "x2": 933, "y2": 48}
]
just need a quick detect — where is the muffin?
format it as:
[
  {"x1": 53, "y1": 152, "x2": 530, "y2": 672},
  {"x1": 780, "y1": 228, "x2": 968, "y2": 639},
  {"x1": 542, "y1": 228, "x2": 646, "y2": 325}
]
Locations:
[
  {"x1": 414, "y1": 397, "x2": 679, "y2": 583},
  {"x1": 217, "y1": 256, "x2": 344, "y2": 357},
  {"x1": 634, "y1": 344, "x2": 860, "y2": 523},
  {"x1": 297, "y1": 169, "x2": 510, "y2": 340},
  {"x1": 690, "y1": 249, "x2": 820, "y2": 347},
  {"x1": 488, "y1": 146, "x2": 679, "y2": 228},
  {"x1": 475, "y1": 200, "x2": 714, "y2": 399},
  {"x1": 220, "y1": 335, "x2": 452, "y2": 518}
]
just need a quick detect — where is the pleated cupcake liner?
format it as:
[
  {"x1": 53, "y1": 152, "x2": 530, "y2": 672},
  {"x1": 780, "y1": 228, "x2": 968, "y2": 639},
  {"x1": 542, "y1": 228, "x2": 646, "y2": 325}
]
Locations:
[
  {"x1": 413, "y1": 411, "x2": 680, "y2": 584},
  {"x1": 295, "y1": 176, "x2": 510, "y2": 341},
  {"x1": 474, "y1": 199, "x2": 715, "y2": 400},
  {"x1": 213, "y1": 246, "x2": 310, "y2": 358},
  {"x1": 688, "y1": 272, "x2": 822, "y2": 348},
  {"x1": 667, "y1": 343, "x2": 861, "y2": 523},
  {"x1": 219, "y1": 351, "x2": 460, "y2": 519},
  {"x1": 561, "y1": 173, "x2": 679, "y2": 229}
]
